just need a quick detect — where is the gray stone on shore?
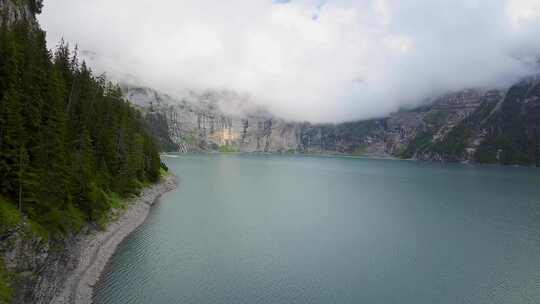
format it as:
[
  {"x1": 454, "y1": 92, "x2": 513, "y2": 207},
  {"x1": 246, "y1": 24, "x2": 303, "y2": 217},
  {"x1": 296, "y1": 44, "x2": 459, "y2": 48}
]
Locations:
[
  {"x1": 53, "y1": 174, "x2": 177, "y2": 304},
  {"x1": 0, "y1": 174, "x2": 177, "y2": 304}
]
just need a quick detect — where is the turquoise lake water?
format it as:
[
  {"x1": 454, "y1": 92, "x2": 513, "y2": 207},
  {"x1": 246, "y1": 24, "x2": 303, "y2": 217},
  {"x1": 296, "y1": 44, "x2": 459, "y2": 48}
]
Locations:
[{"x1": 94, "y1": 154, "x2": 540, "y2": 304}]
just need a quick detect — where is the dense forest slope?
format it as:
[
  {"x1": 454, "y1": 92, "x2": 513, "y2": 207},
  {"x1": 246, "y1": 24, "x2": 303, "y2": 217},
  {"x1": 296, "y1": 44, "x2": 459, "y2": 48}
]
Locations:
[
  {"x1": 0, "y1": 1, "x2": 164, "y2": 303},
  {"x1": 0, "y1": 0, "x2": 162, "y2": 232},
  {"x1": 129, "y1": 81, "x2": 540, "y2": 166}
]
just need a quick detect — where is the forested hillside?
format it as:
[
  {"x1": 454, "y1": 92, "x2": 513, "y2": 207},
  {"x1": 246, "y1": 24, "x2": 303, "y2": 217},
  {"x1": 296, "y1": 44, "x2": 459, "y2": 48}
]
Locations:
[{"x1": 0, "y1": 0, "x2": 163, "y2": 237}]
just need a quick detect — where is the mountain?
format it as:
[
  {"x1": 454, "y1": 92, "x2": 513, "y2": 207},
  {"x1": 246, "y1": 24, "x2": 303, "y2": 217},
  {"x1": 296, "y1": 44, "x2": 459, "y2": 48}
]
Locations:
[
  {"x1": 125, "y1": 82, "x2": 539, "y2": 166},
  {"x1": 0, "y1": 0, "x2": 41, "y2": 26},
  {"x1": 473, "y1": 76, "x2": 540, "y2": 165},
  {"x1": 118, "y1": 86, "x2": 516, "y2": 165}
]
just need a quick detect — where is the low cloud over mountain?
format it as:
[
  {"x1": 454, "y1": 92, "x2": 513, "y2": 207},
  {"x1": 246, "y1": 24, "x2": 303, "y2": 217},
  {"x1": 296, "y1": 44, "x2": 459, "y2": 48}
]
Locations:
[{"x1": 40, "y1": 0, "x2": 540, "y2": 122}]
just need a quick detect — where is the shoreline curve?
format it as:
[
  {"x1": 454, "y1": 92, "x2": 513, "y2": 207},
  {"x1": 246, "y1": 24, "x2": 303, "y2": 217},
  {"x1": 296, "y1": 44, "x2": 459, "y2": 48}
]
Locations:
[{"x1": 51, "y1": 174, "x2": 178, "y2": 304}]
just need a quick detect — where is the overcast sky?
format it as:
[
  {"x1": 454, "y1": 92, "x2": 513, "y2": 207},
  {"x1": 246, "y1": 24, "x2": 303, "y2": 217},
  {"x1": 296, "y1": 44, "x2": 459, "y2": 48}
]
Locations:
[{"x1": 39, "y1": 0, "x2": 540, "y2": 122}]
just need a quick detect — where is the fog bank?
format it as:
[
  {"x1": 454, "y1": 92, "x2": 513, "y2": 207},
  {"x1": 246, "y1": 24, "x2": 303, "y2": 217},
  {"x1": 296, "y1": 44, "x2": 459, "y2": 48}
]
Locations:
[{"x1": 39, "y1": 0, "x2": 540, "y2": 122}]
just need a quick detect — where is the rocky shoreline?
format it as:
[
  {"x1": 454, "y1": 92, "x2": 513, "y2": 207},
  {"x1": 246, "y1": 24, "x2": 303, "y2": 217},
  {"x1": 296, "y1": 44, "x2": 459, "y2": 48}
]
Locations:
[{"x1": 50, "y1": 174, "x2": 177, "y2": 304}]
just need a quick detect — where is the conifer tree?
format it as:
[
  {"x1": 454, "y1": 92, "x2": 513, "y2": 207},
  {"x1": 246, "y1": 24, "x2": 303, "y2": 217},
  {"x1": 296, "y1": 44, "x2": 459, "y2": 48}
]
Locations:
[{"x1": 0, "y1": 13, "x2": 164, "y2": 234}]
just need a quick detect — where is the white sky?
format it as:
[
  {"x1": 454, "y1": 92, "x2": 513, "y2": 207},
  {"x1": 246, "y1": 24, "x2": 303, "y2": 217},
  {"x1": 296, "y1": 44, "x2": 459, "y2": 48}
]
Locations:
[{"x1": 39, "y1": 0, "x2": 540, "y2": 122}]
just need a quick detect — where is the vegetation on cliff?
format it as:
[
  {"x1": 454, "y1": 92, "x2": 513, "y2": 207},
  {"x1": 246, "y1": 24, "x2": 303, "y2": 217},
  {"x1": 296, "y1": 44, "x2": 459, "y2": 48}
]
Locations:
[
  {"x1": 0, "y1": 3, "x2": 164, "y2": 238},
  {"x1": 0, "y1": 256, "x2": 12, "y2": 304},
  {"x1": 408, "y1": 79, "x2": 540, "y2": 166},
  {"x1": 475, "y1": 80, "x2": 540, "y2": 166}
]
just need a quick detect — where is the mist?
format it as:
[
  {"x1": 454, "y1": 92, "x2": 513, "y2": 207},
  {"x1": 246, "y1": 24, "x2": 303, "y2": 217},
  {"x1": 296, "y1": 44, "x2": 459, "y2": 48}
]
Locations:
[{"x1": 39, "y1": 0, "x2": 540, "y2": 122}]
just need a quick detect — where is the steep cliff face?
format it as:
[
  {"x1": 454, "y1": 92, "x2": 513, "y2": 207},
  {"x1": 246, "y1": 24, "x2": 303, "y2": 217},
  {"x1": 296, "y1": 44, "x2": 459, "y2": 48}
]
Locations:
[
  {"x1": 125, "y1": 85, "x2": 509, "y2": 161},
  {"x1": 0, "y1": 0, "x2": 41, "y2": 27},
  {"x1": 130, "y1": 79, "x2": 540, "y2": 166},
  {"x1": 121, "y1": 64, "x2": 539, "y2": 167},
  {"x1": 403, "y1": 76, "x2": 540, "y2": 166},
  {"x1": 473, "y1": 76, "x2": 540, "y2": 165},
  {"x1": 124, "y1": 86, "x2": 388, "y2": 154},
  {"x1": 124, "y1": 86, "x2": 304, "y2": 153},
  {"x1": 398, "y1": 89, "x2": 503, "y2": 161},
  {"x1": 1, "y1": 223, "x2": 90, "y2": 304}
]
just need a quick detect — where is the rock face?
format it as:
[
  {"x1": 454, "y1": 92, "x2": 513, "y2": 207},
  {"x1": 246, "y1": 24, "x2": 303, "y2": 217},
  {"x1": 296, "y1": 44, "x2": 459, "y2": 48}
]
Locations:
[
  {"x1": 125, "y1": 86, "x2": 304, "y2": 153},
  {"x1": 0, "y1": 0, "x2": 41, "y2": 27},
  {"x1": 472, "y1": 76, "x2": 540, "y2": 165},
  {"x1": 130, "y1": 84, "x2": 534, "y2": 160},
  {"x1": 52, "y1": 174, "x2": 177, "y2": 304},
  {"x1": 128, "y1": 79, "x2": 539, "y2": 166},
  {"x1": 1, "y1": 223, "x2": 91, "y2": 304},
  {"x1": 395, "y1": 89, "x2": 504, "y2": 161},
  {"x1": 0, "y1": 175, "x2": 177, "y2": 304}
]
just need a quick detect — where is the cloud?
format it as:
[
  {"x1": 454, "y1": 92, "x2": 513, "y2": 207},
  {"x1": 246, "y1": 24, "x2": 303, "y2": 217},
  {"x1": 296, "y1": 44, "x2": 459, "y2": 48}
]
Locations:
[{"x1": 39, "y1": 0, "x2": 540, "y2": 122}]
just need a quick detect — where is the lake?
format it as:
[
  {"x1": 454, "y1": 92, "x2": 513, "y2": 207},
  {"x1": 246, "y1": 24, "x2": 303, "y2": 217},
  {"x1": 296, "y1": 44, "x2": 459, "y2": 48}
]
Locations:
[{"x1": 94, "y1": 154, "x2": 540, "y2": 304}]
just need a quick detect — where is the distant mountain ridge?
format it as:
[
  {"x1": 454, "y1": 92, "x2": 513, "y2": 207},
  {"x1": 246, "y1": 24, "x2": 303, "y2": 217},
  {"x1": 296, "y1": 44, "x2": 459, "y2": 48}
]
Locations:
[{"x1": 124, "y1": 76, "x2": 540, "y2": 166}]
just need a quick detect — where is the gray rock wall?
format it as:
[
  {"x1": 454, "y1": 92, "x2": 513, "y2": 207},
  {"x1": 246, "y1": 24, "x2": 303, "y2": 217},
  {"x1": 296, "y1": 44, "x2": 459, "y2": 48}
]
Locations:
[
  {"x1": 0, "y1": 0, "x2": 38, "y2": 27},
  {"x1": 1, "y1": 223, "x2": 91, "y2": 304},
  {"x1": 125, "y1": 85, "x2": 503, "y2": 160}
]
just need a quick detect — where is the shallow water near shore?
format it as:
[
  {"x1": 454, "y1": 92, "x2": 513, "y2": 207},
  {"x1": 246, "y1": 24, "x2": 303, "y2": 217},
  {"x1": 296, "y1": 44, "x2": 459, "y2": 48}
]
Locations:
[{"x1": 94, "y1": 154, "x2": 540, "y2": 304}]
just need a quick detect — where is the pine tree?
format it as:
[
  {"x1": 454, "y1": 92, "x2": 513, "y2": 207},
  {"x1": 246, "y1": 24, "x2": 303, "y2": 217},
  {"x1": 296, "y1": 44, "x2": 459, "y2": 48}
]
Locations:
[{"x1": 0, "y1": 15, "x2": 165, "y2": 234}]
